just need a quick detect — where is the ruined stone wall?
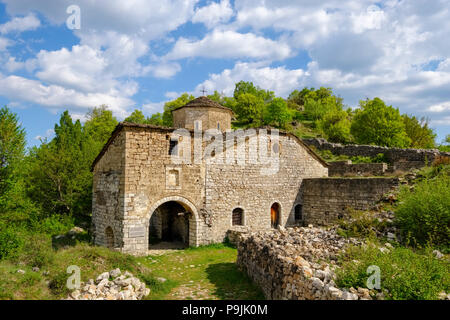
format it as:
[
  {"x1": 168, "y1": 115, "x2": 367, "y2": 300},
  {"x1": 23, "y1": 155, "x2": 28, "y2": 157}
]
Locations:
[
  {"x1": 303, "y1": 138, "x2": 450, "y2": 171},
  {"x1": 302, "y1": 178, "x2": 399, "y2": 226},
  {"x1": 236, "y1": 227, "x2": 368, "y2": 300},
  {"x1": 328, "y1": 160, "x2": 387, "y2": 176},
  {"x1": 205, "y1": 132, "x2": 328, "y2": 243},
  {"x1": 92, "y1": 130, "x2": 127, "y2": 249}
]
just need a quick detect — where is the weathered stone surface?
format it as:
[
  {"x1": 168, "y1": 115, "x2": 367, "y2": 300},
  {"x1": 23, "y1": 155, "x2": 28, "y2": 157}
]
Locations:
[
  {"x1": 66, "y1": 270, "x2": 150, "y2": 300},
  {"x1": 236, "y1": 226, "x2": 374, "y2": 300}
]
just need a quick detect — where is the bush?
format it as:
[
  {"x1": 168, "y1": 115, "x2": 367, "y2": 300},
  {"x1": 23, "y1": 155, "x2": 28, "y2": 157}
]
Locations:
[
  {"x1": 395, "y1": 173, "x2": 450, "y2": 249},
  {"x1": 336, "y1": 244, "x2": 450, "y2": 300},
  {"x1": 18, "y1": 233, "x2": 55, "y2": 268},
  {"x1": 337, "y1": 210, "x2": 391, "y2": 239},
  {"x1": 31, "y1": 215, "x2": 74, "y2": 236},
  {"x1": 0, "y1": 226, "x2": 24, "y2": 260}
]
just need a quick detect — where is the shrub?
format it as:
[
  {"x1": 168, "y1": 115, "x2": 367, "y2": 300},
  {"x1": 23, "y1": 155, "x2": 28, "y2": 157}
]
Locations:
[
  {"x1": 337, "y1": 210, "x2": 391, "y2": 239},
  {"x1": 336, "y1": 244, "x2": 450, "y2": 300},
  {"x1": 31, "y1": 215, "x2": 74, "y2": 236},
  {"x1": 0, "y1": 226, "x2": 24, "y2": 260},
  {"x1": 18, "y1": 233, "x2": 55, "y2": 268},
  {"x1": 395, "y1": 173, "x2": 450, "y2": 249}
]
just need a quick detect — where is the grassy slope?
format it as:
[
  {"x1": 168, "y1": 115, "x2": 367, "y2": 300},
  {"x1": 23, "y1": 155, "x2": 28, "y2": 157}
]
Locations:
[{"x1": 0, "y1": 239, "x2": 263, "y2": 300}]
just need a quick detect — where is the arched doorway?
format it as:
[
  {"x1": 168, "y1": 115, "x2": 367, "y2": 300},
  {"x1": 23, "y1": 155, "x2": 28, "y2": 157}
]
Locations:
[
  {"x1": 148, "y1": 197, "x2": 198, "y2": 248},
  {"x1": 270, "y1": 203, "x2": 280, "y2": 228}
]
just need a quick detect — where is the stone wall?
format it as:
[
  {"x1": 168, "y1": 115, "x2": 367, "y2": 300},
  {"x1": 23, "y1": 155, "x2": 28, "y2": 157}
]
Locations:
[
  {"x1": 303, "y1": 138, "x2": 450, "y2": 171},
  {"x1": 236, "y1": 227, "x2": 370, "y2": 300},
  {"x1": 328, "y1": 160, "x2": 387, "y2": 176},
  {"x1": 173, "y1": 106, "x2": 232, "y2": 131},
  {"x1": 301, "y1": 178, "x2": 399, "y2": 226}
]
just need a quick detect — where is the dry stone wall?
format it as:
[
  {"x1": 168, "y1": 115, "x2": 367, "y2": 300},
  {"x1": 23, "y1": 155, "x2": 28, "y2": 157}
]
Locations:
[
  {"x1": 328, "y1": 160, "x2": 387, "y2": 176},
  {"x1": 236, "y1": 227, "x2": 373, "y2": 300},
  {"x1": 301, "y1": 178, "x2": 399, "y2": 226}
]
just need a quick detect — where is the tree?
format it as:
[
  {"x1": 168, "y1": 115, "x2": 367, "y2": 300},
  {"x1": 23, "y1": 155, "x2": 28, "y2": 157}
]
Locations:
[
  {"x1": 234, "y1": 93, "x2": 265, "y2": 126},
  {"x1": 351, "y1": 98, "x2": 411, "y2": 147},
  {"x1": 402, "y1": 114, "x2": 436, "y2": 149},
  {"x1": 124, "y1": 110, "x2": 150, "y2": 125},
  {"x1": 84, "y1": 105, "x2": 118, "y2": 146},
  {"x1": 446, "y1": 134, "x2": 450, "y2": 144},
  {"x1": 162, "y1": 93, "x2": 195, "y2": 127},
  {"x1": 302, "y1": 87, "x2": 344, "y2": 121},
  {"x1": 264, "y1": 98, "x2": 291, "y2": 129},
  {"x1": 317, "y1": 109, "x2": 352, "y2": 143},
  {"x1": 233, "y1": 81, "x2": 274, "y2": 102},
  {"x1": 0, "y1": 106, "x2": 26, "y2": 195},
  {"x1": 147, "y1": 113, "x2": 164, "y2": 126}
]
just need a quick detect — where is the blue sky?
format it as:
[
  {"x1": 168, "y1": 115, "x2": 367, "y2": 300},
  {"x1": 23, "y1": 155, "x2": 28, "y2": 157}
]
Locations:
[{"x1": 0, "y1": 0, "x2": 449, "y2": 147}]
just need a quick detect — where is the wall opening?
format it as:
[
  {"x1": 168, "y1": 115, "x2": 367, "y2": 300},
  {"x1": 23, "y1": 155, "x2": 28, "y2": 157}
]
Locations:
[
  {"x1": 294, "y1": 204, "x2": 303, "y2": 222},
  {"x1": 105, "y1": 226, "x2": 114, "y2": 248},
  {"x1": 149, "y1": 201, "x2": 191, "y2": 247},
  {"x1": 270, "y1": 203, "x2": 280, "y2": 228},
  {"x1": 232, "y1": 208, "x2": 244, "y2": 226}
]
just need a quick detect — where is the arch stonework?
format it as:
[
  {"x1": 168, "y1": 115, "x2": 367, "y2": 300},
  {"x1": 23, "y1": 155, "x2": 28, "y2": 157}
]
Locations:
[{"x1": 147, "y1": 196, "x2": 200, "y2": 247}]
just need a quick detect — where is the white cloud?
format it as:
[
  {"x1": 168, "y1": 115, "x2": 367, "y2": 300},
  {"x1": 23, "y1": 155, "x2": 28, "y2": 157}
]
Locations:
[
  {"x1": 0, "y1": 13, "x2": 40, "y2": 34},
  {"x1": 0, "y1": 73, "x2": 134, "y2": 118},
  {"x1": 195, "y1": 62, "x2": 306, "y2": 97},
  {"x1": 145, "y1": 62, "x2": 181, "y2": 79},
  {"x1": 428, "y1": 102, "x2": 450, "y2": 113},
  {"x1": 192, "y1": 0, "x2": 234, "y2": 29},
  {"x1": 166, "y1": 30, "x2": 291, "y2": 61},
  {"x1": 0, "y1": 37, "x2": 12, "y2": 51}
]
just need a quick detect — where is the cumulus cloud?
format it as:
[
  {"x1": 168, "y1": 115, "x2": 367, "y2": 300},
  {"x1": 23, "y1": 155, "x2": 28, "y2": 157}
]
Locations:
[
  {"x1": 165, "y1": 30, "x2": 292, "y2": 61},
  {"x1": 0, "y1": 37, "x2": 12, "y2": 51},
  {"x1": 0, "y1": 13, "x2": 40, "y2": 34},
  {"x1": 192, "y1": 0, "x2": 234, "y2": 29}
]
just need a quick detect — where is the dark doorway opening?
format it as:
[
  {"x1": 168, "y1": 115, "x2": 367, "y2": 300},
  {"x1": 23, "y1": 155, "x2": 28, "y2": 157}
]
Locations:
[
  {"x1": 270, "y1": 203, "x2": 280, "y2": 228},
  {"x1": 149, "y1": 201, "x2": 190, "y2": 246}
]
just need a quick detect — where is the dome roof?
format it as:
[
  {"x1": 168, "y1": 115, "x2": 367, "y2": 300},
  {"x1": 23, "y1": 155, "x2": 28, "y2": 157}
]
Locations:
[{"x1": 173, "y1": 96, "x2": 233, "y2": 114}]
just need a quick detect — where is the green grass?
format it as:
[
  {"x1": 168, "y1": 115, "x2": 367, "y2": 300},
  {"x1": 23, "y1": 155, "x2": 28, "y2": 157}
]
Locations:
[
  {"x1": 336, "y1": 243, "x2": 450, "y2": 300},
  {"x1": 0, "y1": 241, "x2": 263, "y2": 300}
]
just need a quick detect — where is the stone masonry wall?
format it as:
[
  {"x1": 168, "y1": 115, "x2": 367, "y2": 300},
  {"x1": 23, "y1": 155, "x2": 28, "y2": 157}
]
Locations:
[
  {"x1": 303, "y1": 138, "x2": 450, "y2": 171},
  {"x1": 328, "y1": 160, "x2": 387, "y2": 176},
  {"x1": 173, "y1": 106, "x2": 231, "y2": 131},
  {"x1": 301, "y1": 178, "x2": 399, "y2": 226},
  {"x1": 92, "y1": 130, "x2": 126, "y2": 249}
]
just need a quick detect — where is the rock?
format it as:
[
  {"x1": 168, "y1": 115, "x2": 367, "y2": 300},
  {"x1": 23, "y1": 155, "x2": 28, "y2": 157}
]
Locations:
[
  {"x1": 110, "y1": 268, "x2": 121, "y2": 278},
  {"x1": 387, "y1": 232, "x2": 396, "y2": 240},
  {"x1": 17, "y1": 269, "x2": 25, "y2": 274},
  {"x1": 342, "y1": 291, "x2": 358, "y2": 300},
  {"x1": 433, "y1": 250, "x2": 444, "y2": 259},
  {"x1": 379, "y1": 247, "x2": 390, "y2": 254},
  {"x1": 384, "y1": 242, "x2": 393, "y2": 249},
  {"x1": 96, "y1": 272, "x2": 110, "y2": 283},
  {"x1": 32, "y1": 267, "x2": 40, "y2": 272},
  {"x1": 156, "y1": 277, "x2": 167, "y2": 283}
]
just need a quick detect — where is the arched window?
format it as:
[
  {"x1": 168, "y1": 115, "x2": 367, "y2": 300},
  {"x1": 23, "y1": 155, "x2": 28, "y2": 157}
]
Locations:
[
  {"x1": 232, "y1": 208, "x2": 244, "y2": 226},
  {"x1": 270, "y1": 203, "x2": 280, "y2": 228},
  {"x1": 294, "y1": 204, "x2": 303, "y2": 222},
  {"x1": 105, "y1": 226, "x2": 114, "y2": 248}
]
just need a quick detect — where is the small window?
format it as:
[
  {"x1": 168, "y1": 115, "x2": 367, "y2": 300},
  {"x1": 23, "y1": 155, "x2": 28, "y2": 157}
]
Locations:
[
  {"x1": 232, "y1": 208, "x2": 244, "y2": 226},
  {"x1": 169, "y1": 139, "x2": 178, "y2": 156},
  {"x1": 294, "y1": 204, "x2": 303, "y2": 221},
  {"x1": 217, "y1": 122, "x2": 220, "y2": 130}
]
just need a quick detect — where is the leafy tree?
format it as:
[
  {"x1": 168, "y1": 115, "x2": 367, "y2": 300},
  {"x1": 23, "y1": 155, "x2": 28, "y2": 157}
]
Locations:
[
  {"x1": 84, "y1": 105, "x2": 118, "y2": 146},
  {"x1": 288, "y1": 88, "x2": 312, "y2": 109},
  {"x1": 402, "y1": 114, "x2": 436, "y2": 149},
  {"x1": 302, "y1": 87, "x2": 344, "y2": 121},
  {"x1": 446, "y1": 134, "x2": 450, "y2": 144},
  {"x1": 234, "y1": 93, "x2": 265, "y2": 126},
  {"x1": 264, "y1": 98, "x2": 291, "y2": 129},
  {"x1": 26, "y1": 111, "x2": 95, "y2": 222},
  {"x1": 233, "y1": 81, "x2": 274, "y2": 102},
  {"x1": 317, "y1": 109, "x2": 352, "y2": 143},
  {"x1": 351, "y1": 98, "x2": 411, "y2": 147},
  {"x1": 0, "y1": 106, "x2": 26, "y2": 196},
  {"x1": 147, "y1": 113, "x2": 164, "y2": 126},
  {"x1": 162, "y1": 93, "x2": 195, "y2": 127},
  {"x1": 125, "y1": 110, "x2": 150, "y2": 125}
]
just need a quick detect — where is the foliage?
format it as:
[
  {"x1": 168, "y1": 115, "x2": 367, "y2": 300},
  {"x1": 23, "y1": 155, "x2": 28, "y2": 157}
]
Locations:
[
  {"x1": 233, "y1": 81, "x2": 274, "y2": 102},
  {"x1": 264, "y1": 97, "x2": 291, "y2": 129},
  {"x1": 303, "y1": 87, "x2": 344, "y2": 121},
  {"x1": 147, "y1": 113, "x2": 164, "y2": 126},
  {"x1": 336, "y1": 244, "x2": 449, "y2": 300},
  {"x1": 124, "y1": 109, "x2": 150, "y2": 124},
  {"x1": 162, "y1": 93, "x2": 195, "y2": 127},
  {"x1": 316, "y1": 109, "x2": 352, "y2": 143},
  {"x1": 234, "y1": 93, "x2": 265, "y2": 126},
  {"x1": 402, "y1": 114, "x2": 436, "y2": 149},
  {"x1": 337, "y1": 210, "x2": 392, "y2": 239},
  {"x1": 0, "y1": 225, "x2": 24, "y2": 260},
  {"x1": 395, "y1": 171, "x2": 450, "y2": 249},
  {"x1": 0, "y1": 106, "x2": 26, "y2": 196},
  {"x1": 84, "y1": 106, "x2": 118, "y2": 146},
  {"x1": 351, "y1": 98, "x2": 411, "y2": 147}
]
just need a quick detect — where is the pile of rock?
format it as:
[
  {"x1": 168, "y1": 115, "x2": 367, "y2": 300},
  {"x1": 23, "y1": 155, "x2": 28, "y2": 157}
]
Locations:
[
  {"x1": 236, "y1": 226, "x2": 376, "y2": 300},
  {"x1": 66, "y1": 268, "x2": 150, "y2": 300}
]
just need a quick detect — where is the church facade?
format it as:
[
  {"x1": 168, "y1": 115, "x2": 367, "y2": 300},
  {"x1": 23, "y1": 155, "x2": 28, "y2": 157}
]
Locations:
[{"x1": 91, "y1": 97, "x2": 328, "y2": 254}]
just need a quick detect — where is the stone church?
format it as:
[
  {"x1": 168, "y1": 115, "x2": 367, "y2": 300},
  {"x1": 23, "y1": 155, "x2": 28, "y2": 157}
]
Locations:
[{"x1": 91, "y1": 97, "x2": 328, "y2": 254}]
